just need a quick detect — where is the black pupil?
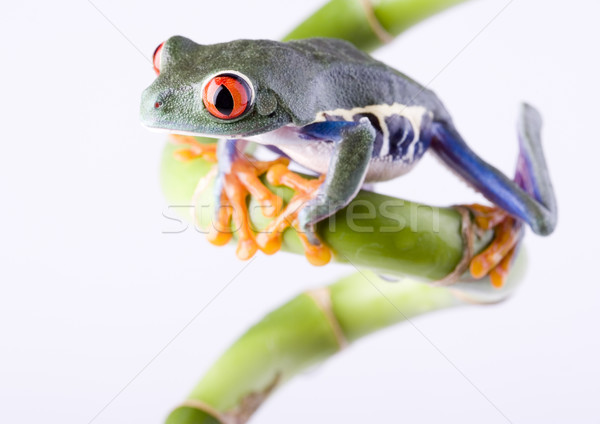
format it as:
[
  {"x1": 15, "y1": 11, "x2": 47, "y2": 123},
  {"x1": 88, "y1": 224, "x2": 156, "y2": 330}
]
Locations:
[{"x1": 214, "y1": 85, "x2": 234, "y2": 116}]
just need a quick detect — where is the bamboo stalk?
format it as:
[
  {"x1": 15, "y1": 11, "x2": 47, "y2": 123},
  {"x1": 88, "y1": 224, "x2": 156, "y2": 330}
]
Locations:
[
  {"x1": 165, "y1": 261, "x2": 525, "y2": 424},
  {"x1": 165, "y1": 273, "x2": 459, "y2": 424},
  {"x1": 283, "y1": 0, "x2": 470, "y2": 51}
]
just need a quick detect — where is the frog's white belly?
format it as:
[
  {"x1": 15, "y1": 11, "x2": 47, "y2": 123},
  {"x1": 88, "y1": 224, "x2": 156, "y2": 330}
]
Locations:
[{"x1": 246, "y1": 125, "x2": 416, "y2": 182}]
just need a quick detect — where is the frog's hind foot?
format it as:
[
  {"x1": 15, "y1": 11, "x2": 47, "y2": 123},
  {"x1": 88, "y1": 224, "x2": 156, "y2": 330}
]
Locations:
[
  {"x1": 170, "y1": 134, "x2": 218, "y2": 162},
  {"x1": 255, "y1": 164, "x2": 332, "y2": 266},
  {"x1": 465, "y1": 204, "x2": 523, "y2": 288},
  {"x1": 462, "y1": 103, "x2": 555, "y2": 288},
  {"x1": 207, "y1": 154, "x2": 289, "y2": 260}
]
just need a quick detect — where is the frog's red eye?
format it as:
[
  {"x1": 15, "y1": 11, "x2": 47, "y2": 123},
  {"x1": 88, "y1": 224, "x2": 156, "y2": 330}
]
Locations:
[
  {"x1": 152, "y1": 42, "x2": 165, "y2": 75},
  {"x1": 203, "y1": 73, "x2": 252, "y2": 120}
]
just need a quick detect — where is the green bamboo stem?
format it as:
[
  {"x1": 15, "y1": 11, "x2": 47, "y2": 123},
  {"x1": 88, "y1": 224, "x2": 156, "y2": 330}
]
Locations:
[
  {"x1": 283, "y1": 0, "x2": 470, "y2": 52},
  {"x1": 166, "y1": 261, "x2": 526, "y2": 424},
  {"x1": 166, "y1": 272, "x2": 459, "y2": 424}
]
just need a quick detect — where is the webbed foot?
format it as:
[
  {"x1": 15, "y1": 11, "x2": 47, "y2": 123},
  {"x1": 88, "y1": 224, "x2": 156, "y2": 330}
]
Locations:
[
  {"x1": 170, "y1": 134, "x2": 217, "y2": 162},
  {"x1": 208, "y1": 154, "x2": 289, "y2": 260},
  {"x1": 255, "y1": 164, "x2": 332, "y2": 266},
  {"x1": 465, "y1": 203, "x2": 524, "y2": 288}
]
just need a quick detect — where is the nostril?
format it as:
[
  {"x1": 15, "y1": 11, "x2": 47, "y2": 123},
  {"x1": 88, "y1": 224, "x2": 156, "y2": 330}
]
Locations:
[{"x1": 154, "y1": 100, "x2": 163, "y2": 109}]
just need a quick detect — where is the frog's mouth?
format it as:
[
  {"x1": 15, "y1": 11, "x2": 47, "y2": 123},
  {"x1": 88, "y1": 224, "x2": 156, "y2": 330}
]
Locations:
[
  {"x1": 141, "y1": 124, "x2": 240, "y2": 139},
  {"x1": 141, "y1": 124, "x2": 215, "y2": 138},
  {"x1": 140, "y1": 121, "x2": 286, "y2": 140}
]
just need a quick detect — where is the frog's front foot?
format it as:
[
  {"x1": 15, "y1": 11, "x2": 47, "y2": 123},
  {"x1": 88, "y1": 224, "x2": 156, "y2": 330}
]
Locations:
[
  {"x1": 255, "y1": 164, "x2": 332, "y2": 266},
  {"x1": 208, "y1": 154, "x2": 289, "y2": 260},
  {"x1": 170, "y1": 134, "x2": 218, "y2": 162},
  {"x1": 464, "y1": 204, "x2": 524, "y2": 288}
]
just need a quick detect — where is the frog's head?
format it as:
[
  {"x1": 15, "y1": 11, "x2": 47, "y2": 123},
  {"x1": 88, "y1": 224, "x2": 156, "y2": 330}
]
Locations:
[{"x1": 140, "y1": 36, "x2": 294, "y2": 138}]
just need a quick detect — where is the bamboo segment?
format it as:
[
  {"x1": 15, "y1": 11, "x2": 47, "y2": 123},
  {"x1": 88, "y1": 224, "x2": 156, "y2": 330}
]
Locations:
[
  {"x1": 283, "y1": 0, "x2": 470, "y2": 51},
  {"x1": 372, "y1": 0, "x2": 469, "y2": 42},
  {"x1": 166, "y1": 273, "x2": 460, "y2": 424},
  {"x1": 283, "y1": 0, "x2": 387, "y2": 51}
]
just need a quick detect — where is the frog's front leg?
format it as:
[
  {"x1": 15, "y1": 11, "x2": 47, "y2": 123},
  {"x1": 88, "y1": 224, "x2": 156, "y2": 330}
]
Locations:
[
  {"x1": 298, "y1": 119, "x2": 376, "y2": 244},
  {"x1": 254, "y1": 119, "x2": 376, "y2": 264},
  {"x1": 207, "y1": 138, "x2": 289, "y2": 260}
]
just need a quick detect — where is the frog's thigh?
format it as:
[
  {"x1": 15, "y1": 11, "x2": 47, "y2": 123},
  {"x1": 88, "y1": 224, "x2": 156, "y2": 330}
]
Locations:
[{"x1": 429, "y1": 120, "x2": 555, "y2": 236}]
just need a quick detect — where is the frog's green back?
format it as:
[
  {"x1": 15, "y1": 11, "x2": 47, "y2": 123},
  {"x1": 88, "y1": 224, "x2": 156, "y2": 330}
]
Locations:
[{"x1": 142, "y1": 36, "x2": 450, "y2": 135}]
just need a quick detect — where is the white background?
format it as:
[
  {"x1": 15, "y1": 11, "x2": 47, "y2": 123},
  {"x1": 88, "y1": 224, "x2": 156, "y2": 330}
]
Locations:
[{"x1": 1, "y1": 0, "x2": 599, "y2": 423}]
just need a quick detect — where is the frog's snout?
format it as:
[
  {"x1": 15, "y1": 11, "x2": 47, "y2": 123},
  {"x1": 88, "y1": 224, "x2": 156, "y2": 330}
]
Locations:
[
  {"x1": 140, "y1": 83, "x2": 203, "y2": 134},
  {"x1": 140, "y1": 85, "x2": 171, "y2": 127}
]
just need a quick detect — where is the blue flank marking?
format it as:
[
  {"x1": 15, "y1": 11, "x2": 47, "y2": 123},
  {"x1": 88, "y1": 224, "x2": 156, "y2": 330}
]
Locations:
[
  {"x1": 299, "y1": 121, "x2": 358, "y2": 142},
  {"x1": 300, "y1": 113, "x2": 430, "y2": 165}
]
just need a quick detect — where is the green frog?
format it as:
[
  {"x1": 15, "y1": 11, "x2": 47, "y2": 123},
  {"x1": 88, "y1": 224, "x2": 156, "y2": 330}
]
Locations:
[{"x1": 141, "y1": 36, "x2": 557, "y2": 285}]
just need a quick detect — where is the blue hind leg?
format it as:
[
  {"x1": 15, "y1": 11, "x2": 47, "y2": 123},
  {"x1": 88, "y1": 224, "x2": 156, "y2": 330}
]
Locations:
[
  {"x1": 430, "y1": 103, "x2": 557, "y2": 286},
  {"x1": 430, "y1": 103, "x2": 557, "y2": 236}
]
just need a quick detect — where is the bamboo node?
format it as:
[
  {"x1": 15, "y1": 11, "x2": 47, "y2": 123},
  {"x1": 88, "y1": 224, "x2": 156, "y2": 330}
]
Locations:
[
  {"x1": 306, "y1": 287, "x2": 348, "y2": 350},
  {"x1": 359, "y1": 0, "x2": 394, "y2": 44},
  {"x1": 434, "y1": 206, "x2": 474, "y2": 286}
]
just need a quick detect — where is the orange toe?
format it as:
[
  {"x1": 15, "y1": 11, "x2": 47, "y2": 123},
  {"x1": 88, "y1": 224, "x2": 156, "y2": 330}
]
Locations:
[
  {"x1": 200, "y1": 148, "x2": 331, "y2": 265},
  {"x1": 256, "y1": 231, "x2": 283, "y2": 255},
  {"x1": 170, "y1": 134, "x2": 217, "y2": 163},
  {"x1": 467, "y1": 206, "x2": 522, "y2": 289},
  {"x1": 207, "y1": 227, "x2": 233, "y2": 246},
  {"x1": 258, "y1": 165, "x2": 331, "y2": 265},
  {"x1": 294, "y1": 224, "x2": 331, "y2": 266},
  {"x1": 470, "y1": 217, "x2": 520, "y2": 279},
  {"x1": 205, "y1": 153, "x2": 289, "y2": 261},
  {"x1": 488, "y1": 246, "x2": 516, "y2": 288},
  {"x1": 236, "y1": 238, "x2": 258, "y2": 261},
  {"x1": 465, "y1": 203, "x2": 507, "y2": 230}
]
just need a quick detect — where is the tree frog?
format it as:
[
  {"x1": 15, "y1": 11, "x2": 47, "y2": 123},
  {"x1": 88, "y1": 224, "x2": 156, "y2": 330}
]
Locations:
[{"x1": 141, "y1": 36, "x2": 557, "y2": 285}]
